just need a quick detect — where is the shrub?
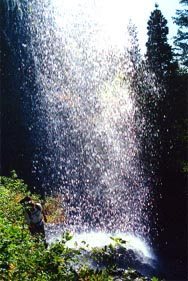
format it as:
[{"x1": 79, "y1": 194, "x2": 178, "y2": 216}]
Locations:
[{"x1": 0, "y1": 173, "x2": 162, "y2": 280}]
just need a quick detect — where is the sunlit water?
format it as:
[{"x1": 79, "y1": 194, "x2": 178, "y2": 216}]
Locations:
[
  {"x1": 8, "y1": 0, "x2": 160, "y2": 263},
  {"x1": 46, "y1": 230, "x2": 157, "y2": 276},
  {"x1": 48, "y1": 230, "x2": 155, "y2": 262}
]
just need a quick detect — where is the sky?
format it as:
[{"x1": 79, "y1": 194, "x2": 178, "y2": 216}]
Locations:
[
  {"x1": 53, "y1": 0, "x2": 182, "y2": 53},
  {"x1": 129, "y1": 0, "x2": 181, "y2": 52}
]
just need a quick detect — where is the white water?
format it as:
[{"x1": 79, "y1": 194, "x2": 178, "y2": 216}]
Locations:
[
  {"x1": 17, "y1": 0, "x2": 160, "y2": 247},
  {"x1": 47, "y1": 230, "x2": 156, "y2": 266}
]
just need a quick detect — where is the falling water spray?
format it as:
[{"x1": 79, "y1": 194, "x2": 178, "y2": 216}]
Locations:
[{"x1": 4, "y1": 0, "x2": 162, "y2": 257}]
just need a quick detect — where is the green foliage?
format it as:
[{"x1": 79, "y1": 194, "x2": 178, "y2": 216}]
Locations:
[
  {"x1": 123, "y1": 268, "x2": 147, "y2": 280},
  {"x1": 91, "y1": 245, "x2": 117, "y2": 271},
  {"x1": 110, "y1": 236, "x2": 126, "y2": 246},
  {"x1": 0, "y1": 174, "x2": 80, "y2": 280},
  {"x1": 181, "y1": 161, "x2": 188, "y2": 173},
  {"x1": 0, "y1": 174, "x2": 162, "y2": 280},
  {"x1": 173, "y1": 0, "x2": 188, "y2": 68},
  {"x1": 146, "y1": 4, "x2": 177, "y2": 80},
  {"x1": 90, "y1": 237, "x2": 127, "y2": 270},
  {"x1": 78, "y1": 266, "x2": 113, "y2": 281},
  {"x1": 151, "y1": 277, "x2": 160, "y2": 281},
  {"x1": 145, "y1": 4, "x2": 187, "y2": 179},
  {"x1": 44, "y1": 195, "x2": 65, "y2": 224}
]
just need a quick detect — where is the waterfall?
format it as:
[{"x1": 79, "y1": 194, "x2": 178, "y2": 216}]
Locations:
[{"x1": 2, "y1": 0, "x2": 160, "y2": 244}]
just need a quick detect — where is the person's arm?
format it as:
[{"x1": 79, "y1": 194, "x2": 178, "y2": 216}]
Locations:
[
  {"x1": 42, "y1": 210, "x2": 47, "y2": 223},
  {"x1": 36, "y1": 203, "x2": 47, "y2": 223}
]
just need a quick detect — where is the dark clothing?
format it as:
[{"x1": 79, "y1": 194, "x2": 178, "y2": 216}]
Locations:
[
  {"x1": 29, "y1": 221, "x2": 45, "y2": 236},
  {"x1": 23, "y1": 202, "x2": 47, "y2": 246}
]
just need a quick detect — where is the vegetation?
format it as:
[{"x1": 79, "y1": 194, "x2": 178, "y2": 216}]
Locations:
[
  {"x1": 0, "y1": 172, "x2": 162, "y2": 281},
  {"x1": 146, "y1": 4, "x2": 177, "y2": 80},
  {"x1": 145, "y1": 4, "x2": 187, "y2": 186},
  {"x1": 173, "y1": 0, "x2": 188, "y2": 68},
  {"x1": 145, "y1": 7, "x2": 187, "y2": 280},
  {"x1": 1, "y1": 1, "x2": 187, "y2": 280}
]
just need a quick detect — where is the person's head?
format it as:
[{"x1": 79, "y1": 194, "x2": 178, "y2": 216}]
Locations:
[
  {"x1": 27, "y1": 201, "x2": 35, "y2": 210},
  {"x1": 20, "y1": 197, "x2": 36, "y2": 212},
  {"x1": 20, "y1": 196, "x2": 32, "y2": 206}
]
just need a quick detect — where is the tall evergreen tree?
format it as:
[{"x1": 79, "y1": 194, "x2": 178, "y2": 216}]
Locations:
[
  {"x1": 145, "y1": 5, "x2": 187, "y2": 271},
  {"x1": 173, "y1": 0, "x2": 188, "y2": 68},
  {"x1": 145, "y1": 4, "x2": 178, "y2": 155},
  {"x1": 146, "y1": 4, "x2": 176, "y2": 80},
  {"x1": 124, "y1": 22, "x2": 162, "y2": 179}
]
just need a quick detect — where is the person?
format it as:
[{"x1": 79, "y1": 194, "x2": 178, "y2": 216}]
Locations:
[{"x1": 20, "y1": 196, "x2": 47, "y2": 242}]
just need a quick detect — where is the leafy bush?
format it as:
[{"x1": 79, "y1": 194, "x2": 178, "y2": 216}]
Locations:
[{"x1": 0, "y1": 173, "x2": 162, "y2": 280}]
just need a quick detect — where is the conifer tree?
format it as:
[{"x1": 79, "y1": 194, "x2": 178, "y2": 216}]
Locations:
[
  {"x1": 146, "y1": 4, "x2": 176, "y2": 80},
  {"x1": 173, "y1": 0, "x2": 188, "y2": 68},
  {"x1": 145, "y1": 4, "x2": 181, "y2": 185}
]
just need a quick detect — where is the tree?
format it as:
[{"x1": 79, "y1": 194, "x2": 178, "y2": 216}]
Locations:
[
  {"x1": 124, "y1": 21, "x2": 163, "y2": 187},
  {"x1": 145, "y1": 5, "x2": 188, "y2": 271},
  {"x1": 0, "y1": 1, "x2": 36, "y2": 186},
  {"x1": 173, "y1": 0, "x2": 188, "y2": 68},
  {"x1": 146, "y1": 4, "x2": 177, "y2": 80}
]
